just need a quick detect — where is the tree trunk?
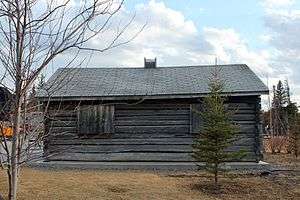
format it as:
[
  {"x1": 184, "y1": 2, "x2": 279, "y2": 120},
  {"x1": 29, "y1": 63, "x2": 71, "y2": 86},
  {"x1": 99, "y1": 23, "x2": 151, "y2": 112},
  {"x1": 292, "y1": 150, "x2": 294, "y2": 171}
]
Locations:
[
  {"x1": 214, "y1": 163, "x2": 218, "y2": 191},
  {"x1": 9, "y1": 85, "x2": 22, "y2": 200},
  {"x1": 7, "y1": 169, "x2": 12, "y2": 200}
]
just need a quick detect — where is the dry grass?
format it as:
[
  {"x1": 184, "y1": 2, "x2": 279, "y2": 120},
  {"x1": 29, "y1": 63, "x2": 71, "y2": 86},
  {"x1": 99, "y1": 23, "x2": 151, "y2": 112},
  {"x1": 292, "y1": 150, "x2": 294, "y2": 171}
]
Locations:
[
  {"x1": 263, "y1": 153, "x2": 300, "y2": 170},
  {"x1": 0, "y1": 166, "x2": 299, "y2": 200},
  {"x1": 263, "y1": 136, "x2": 289, "y2": 153}
]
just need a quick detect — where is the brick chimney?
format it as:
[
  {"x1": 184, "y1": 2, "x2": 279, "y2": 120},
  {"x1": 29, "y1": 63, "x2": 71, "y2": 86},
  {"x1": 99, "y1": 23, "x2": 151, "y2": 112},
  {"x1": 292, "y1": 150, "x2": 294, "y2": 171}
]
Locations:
[{"x1": 144, "y1": 58, "x2": 157, "y2": 69}]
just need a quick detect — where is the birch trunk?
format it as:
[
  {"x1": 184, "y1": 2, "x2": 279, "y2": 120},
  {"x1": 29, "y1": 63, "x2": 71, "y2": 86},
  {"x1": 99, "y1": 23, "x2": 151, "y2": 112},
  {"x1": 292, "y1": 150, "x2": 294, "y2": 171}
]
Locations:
[{"x1": 9, "y1": 81, "x2": 22, "y2": 200}]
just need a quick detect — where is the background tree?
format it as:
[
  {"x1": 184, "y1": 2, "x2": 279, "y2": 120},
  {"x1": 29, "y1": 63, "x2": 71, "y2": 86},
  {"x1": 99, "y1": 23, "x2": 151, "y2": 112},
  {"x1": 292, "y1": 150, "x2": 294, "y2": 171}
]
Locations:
[
  {"x1": 0, "y1": 1, "x2": 143, "y2": 199},
  {"x1": 263, "y1": 79, "x2": 298, "y2": 153},
  {"x1": 272, "y1": 80, "x2": 288, "y2": 135},
  {"x1": 192, "y1": 70, "x2": 245, "y2": 189},
  {"x1": 268, "y1": 80, "x2": 298, "y2": 136}
]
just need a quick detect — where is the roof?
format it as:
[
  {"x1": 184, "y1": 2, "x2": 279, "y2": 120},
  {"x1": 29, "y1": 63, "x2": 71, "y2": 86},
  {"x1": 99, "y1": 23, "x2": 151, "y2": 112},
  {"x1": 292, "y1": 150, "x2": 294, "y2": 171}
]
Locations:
[{"x1": 37, "y1": 64, "x2": 269, "y2": 101}]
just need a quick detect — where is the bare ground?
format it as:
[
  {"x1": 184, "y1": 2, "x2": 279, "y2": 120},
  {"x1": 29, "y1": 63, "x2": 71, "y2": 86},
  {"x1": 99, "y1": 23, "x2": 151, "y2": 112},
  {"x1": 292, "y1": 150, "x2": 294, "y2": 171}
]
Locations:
[{"x1": 0, "y1": 154, "x2": 299, "y2": 200}]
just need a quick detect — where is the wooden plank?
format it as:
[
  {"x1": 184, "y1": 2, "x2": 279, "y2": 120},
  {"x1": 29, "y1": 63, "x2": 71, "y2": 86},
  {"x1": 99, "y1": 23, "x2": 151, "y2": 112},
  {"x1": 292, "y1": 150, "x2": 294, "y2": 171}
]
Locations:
[
  {"x1": 190, "y1": 104, "x2": 202, "y2": 133},
  {"x1": 227, "y1": 103, "x2": 255, "y2": 110},
  {"x1": 47, "y1": 152, "x2": 193, "y2": 162},
  {"x1": 192, "y1": 126, "x2": 256, "y2": 134},
  {"x1": 115, "y1": 125, "x2": 190, "y2": 134},
  {"x1": 234, "y1": 120, "x2": 256, "y2": 125},
  {"x1": 115, "y1": 104, "x2": 190, "y2": 110},
  {"x1": 230, "y1": 109, "x2": 255, "y2": 114},
  {"x1": 103, "y1": 105, "x2": 115, "y2": 133},
  {"x1": 236, "y1": 124, "x2": 256, "y2": 133},
  {"x1": 233, "y1": 136, "x2": 255, "y2": 146},
  {"x1": 48, "y1": 120, "x2": 77, "y2": 127},
  {"x1": 110, "y1": 133, "x2": 191, "y2": 139},
  {"x1": 49, "y1": 138, "x2": 195, "y2": 145},
  {"x1": 115, "y1": 120, "x2": 190, "y2": 126},
  {"x1": 49, "y1": 126, "x2": 77, "y2": 132},
  {"x1": 47, "y1": 115, "x2": 77, "y2": 121},
  {"x1": 55, "y1": 133, "x2": 191, "y2": 139},
  {"x1": 49, "y1": 135, "x2": 254, "y2": 145},
  {"x1": 48, "y1": 112, "x2": 77, "y2": 117},
  {"x1": 47, "y1": 152, "x2": 257, "y2": 162},
  {"x1": 78, "y1": 105, "x2": 88, "y2": 134},
  {"x1": 111, "y1": 133, "x2": 255, "y2": 139},
  {"x1": 115, "y1": 110, "x2": 190, "y2": 116},
  {"x1": 48, "y1": 144, "x2": 192, "y2": 153},
  {"x1": 231, "y1": 114, "x2": 255, "y2": 121},
  {"x1": 47, "y1": 144, "x2": 254, "y2": 154},
  {"x1": 95, "y1": 105, "x2": 105, "y2": 134},
  {"x1": 47, "y1": 132, "x2": 78, "y2": 139},
  {"x1": 115, "y1": 115, "x2": 190, "y2": 121}
]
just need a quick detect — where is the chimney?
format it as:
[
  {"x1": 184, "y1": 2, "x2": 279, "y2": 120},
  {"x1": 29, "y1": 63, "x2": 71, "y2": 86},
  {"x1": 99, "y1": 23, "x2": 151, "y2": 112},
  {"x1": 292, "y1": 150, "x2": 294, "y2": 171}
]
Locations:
[{"x1": 144, "y1": 57, "x2": 157, "y2": 69}]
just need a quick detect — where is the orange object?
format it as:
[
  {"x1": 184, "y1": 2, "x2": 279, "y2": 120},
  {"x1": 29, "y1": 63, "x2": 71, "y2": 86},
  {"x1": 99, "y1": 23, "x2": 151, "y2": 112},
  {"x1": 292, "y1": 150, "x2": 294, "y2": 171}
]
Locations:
[{"x1": 0, "y1": 126, "x2": 13, "y2": 137}]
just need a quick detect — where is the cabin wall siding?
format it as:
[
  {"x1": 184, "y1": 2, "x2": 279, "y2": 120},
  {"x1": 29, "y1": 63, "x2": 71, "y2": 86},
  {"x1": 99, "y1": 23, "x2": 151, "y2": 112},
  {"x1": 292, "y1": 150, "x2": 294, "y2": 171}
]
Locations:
[{"x1": 44, "y1": 96, "x2": 262, "y2": 162}]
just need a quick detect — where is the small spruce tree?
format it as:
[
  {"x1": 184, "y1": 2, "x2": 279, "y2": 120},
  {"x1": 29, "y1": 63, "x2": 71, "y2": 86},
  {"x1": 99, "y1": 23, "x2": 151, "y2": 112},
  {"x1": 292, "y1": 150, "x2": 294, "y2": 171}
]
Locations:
[{"x1": 192, "y1": 71, "x2": 244, "y2": 189}]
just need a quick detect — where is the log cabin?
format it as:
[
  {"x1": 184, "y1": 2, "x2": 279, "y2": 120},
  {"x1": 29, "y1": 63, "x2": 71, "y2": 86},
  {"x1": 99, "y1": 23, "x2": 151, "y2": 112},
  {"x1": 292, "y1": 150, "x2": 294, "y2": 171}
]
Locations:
[{"x1": 36, "y1": 59, "x2": 268, "y2": 163}]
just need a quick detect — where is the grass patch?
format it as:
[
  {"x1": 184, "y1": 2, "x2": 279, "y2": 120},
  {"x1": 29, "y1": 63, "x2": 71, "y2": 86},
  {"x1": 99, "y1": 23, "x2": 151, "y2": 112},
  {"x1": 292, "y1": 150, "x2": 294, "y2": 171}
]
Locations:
[{"x1": 0, "y1": 166, "x2": 299, "y2": 200}]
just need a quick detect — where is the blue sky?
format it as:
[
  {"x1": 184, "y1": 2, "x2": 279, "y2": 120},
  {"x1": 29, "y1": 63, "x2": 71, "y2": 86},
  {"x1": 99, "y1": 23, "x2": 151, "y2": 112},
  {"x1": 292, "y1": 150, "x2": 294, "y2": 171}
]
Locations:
[
  {"x1": 126, "y1": 0, "x2": 265, "y2": 49},
  {"x1": 125, "y1": 0, "x2": 299, "y2": 50}
]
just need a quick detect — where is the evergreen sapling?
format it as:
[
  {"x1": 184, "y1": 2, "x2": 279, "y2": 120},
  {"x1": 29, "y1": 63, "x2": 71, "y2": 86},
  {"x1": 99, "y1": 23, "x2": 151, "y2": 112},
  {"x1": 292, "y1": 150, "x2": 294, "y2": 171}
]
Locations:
[{"x1": 192, "y1": 71, "x2": 246, "y2": 188}]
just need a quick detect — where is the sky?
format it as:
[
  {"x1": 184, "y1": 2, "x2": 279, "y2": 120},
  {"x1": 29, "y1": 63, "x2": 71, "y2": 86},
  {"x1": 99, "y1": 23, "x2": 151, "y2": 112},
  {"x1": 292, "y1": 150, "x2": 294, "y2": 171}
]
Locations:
[{"x1": 47, "y1": 0, "x2": 300, "y2": 107}]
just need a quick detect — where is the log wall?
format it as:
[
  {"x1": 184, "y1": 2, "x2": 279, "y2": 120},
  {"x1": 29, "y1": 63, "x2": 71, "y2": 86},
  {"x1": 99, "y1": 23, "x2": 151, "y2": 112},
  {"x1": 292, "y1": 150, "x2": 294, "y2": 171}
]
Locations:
[{"x1": 44, "y1": 96, "x2": 262, "y2": 162}]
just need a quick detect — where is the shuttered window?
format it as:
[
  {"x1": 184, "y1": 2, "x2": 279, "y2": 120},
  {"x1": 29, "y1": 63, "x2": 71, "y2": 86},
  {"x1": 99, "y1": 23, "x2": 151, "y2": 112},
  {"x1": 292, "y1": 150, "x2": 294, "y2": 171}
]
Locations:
[{"x1": 78, "y1": 105, "x2": 114, "y2": 135}]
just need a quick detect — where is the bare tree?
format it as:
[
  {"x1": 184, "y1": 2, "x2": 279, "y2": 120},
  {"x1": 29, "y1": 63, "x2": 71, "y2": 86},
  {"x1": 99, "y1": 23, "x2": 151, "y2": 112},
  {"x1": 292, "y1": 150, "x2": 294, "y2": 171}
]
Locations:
[{"x1": 0, "y1": 0, "x2": 144, "y2": 199}]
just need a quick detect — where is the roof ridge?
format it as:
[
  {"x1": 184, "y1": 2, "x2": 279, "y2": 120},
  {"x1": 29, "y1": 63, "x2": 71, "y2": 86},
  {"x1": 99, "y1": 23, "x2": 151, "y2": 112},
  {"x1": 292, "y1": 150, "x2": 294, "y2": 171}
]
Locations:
[{"x1": 58, "y1": 64, "x2": 247, "y2": 70}]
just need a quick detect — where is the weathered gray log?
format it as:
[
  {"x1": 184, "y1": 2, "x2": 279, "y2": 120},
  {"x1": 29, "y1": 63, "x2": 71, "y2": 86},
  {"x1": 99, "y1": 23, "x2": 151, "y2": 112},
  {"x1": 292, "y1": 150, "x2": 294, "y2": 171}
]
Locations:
[
  {"x1": 115, "y1": 110, "x2": 190, "y2": 116},
  {"x1": 48, "y1": 120, "x2": 77, "y2": 127},
  {"x1": 115, "y1": 120, "x2": 190, "y2": 126},
  {"x1": 47, "y1": 151, "x2": 257, "y2": 162},
  {"x1": 47, "y1": 144, "x2": 254, "y2": 154},
  {"x1": 115, "y1": 115, "x2": 190, "y2": 121},
  {"x1": 227, "y1": 103, "x2": 255, "y2": 110},
  {"x1": 115, "y1": 125, "x2": 190, "y2": 134},
  {"x1": 49, "y1": 135, "x2": 254, "y2": 145},
  {"x1": 48, "y1": 152, "x2": 193, "y2": 162},
  {"x1": 115, "y1": 104, "x2": 190, "y2": 110}
]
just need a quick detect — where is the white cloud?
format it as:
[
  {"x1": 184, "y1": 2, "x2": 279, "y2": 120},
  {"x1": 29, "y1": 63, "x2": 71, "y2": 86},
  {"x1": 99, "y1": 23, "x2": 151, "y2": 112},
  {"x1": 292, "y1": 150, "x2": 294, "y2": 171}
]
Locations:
[
  {"x1": 259, "y1": 34, "x2": 272, "y2": 43},
  {"x1": 202, "y1": 27, "x2": 272, "y2": 78},
  {"x1": 84, "y1": 0, "x2": 213, "y2": 67},
  {"x1": 262, "y1": 0, "x2": 295, "y2": 8}
]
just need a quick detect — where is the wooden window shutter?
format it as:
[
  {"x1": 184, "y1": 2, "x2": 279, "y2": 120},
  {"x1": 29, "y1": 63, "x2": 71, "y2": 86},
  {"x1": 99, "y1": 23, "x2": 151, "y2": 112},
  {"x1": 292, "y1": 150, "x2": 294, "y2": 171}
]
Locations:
[
  {"x1": 78, "y1": 105, "x2": 114, "y2": 135},
  {"x1": 190, "y1": 104, "x2": 203, "y2": 134},
  {"x1": 102, "y1": 105, "x2": 115, "y2": 133}
]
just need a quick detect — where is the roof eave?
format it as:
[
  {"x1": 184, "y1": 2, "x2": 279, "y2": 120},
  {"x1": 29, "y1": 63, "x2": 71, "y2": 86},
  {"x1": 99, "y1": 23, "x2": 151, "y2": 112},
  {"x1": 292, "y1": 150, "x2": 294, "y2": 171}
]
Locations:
[{"x1": 37, "y1": 90, "x2": 269, "y2": 102}]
